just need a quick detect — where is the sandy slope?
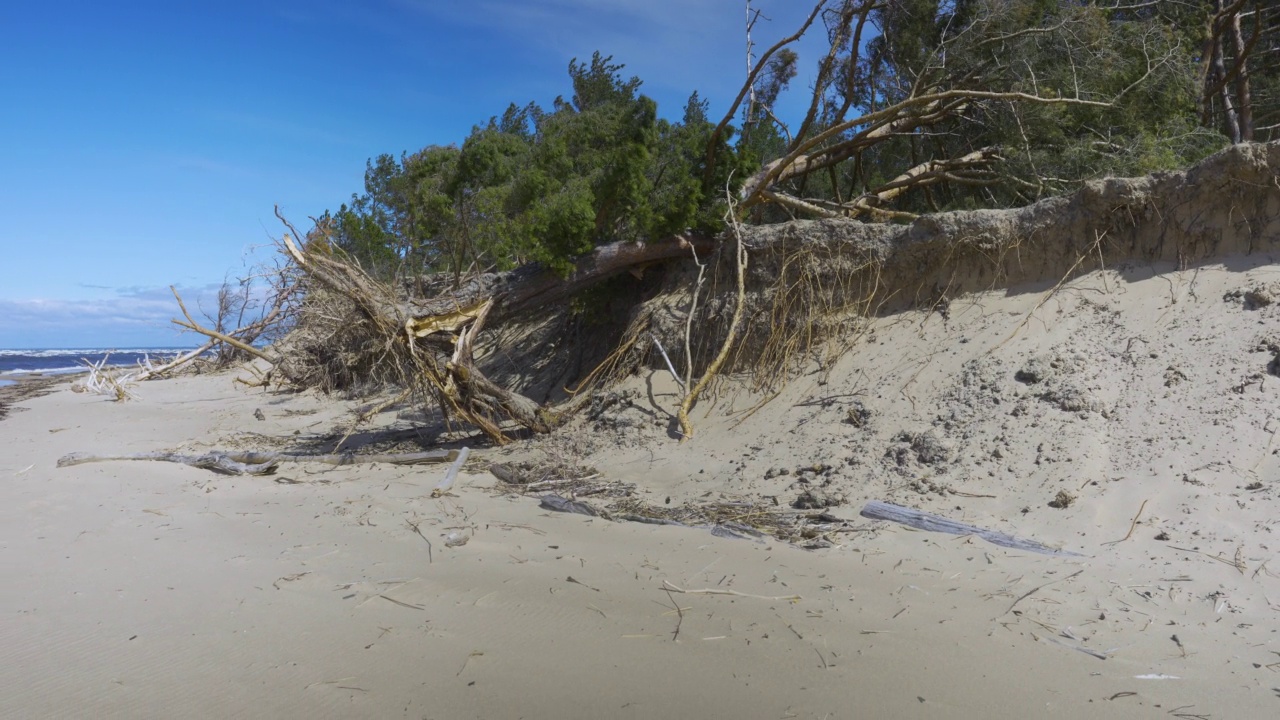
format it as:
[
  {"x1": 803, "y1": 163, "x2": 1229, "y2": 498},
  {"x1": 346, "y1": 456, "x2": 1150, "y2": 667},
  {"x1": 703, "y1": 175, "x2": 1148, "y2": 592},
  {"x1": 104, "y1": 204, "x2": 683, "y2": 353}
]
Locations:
[{"x1": 3, "y1": 258, "x2": 1280, "y2": 718}]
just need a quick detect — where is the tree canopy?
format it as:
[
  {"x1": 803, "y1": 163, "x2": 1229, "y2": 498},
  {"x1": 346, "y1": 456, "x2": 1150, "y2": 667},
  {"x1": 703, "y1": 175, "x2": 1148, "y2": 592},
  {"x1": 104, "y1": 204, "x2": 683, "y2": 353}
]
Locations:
[
  {"x1": 317, "y1": 1, "x2": 1278, "y2": 278},
  {"x1": 319, "y1": 52, "x2": 738, "y2": 279}
]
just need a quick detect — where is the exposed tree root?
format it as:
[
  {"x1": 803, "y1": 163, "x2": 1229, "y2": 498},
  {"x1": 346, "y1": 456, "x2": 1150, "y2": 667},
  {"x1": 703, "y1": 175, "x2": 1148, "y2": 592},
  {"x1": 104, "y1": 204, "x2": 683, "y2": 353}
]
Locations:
[{"x1": 678, "y1": 190, "x2": 749, "y2": 441}]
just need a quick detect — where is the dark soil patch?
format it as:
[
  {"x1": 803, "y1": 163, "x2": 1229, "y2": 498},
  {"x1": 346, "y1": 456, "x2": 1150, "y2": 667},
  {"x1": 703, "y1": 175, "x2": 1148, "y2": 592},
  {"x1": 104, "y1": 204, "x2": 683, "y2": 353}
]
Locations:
[{"x1": 0, "y1": 375, "x2": 68, "y2": 421}]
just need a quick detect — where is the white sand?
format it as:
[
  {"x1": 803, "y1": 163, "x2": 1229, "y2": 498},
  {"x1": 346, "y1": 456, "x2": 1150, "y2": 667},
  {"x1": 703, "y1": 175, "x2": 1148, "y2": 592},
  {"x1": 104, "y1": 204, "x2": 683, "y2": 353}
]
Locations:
[{"x1": 4, "y1": 259, "x2": 1279, "y2": 718}]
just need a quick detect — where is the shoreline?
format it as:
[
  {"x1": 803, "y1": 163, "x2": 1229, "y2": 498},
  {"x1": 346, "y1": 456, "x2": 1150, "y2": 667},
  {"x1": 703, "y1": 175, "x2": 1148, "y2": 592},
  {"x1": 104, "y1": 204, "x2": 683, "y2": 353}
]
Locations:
[{"x1": 0, "y1": 373, "x2": 70, "y2": 420}]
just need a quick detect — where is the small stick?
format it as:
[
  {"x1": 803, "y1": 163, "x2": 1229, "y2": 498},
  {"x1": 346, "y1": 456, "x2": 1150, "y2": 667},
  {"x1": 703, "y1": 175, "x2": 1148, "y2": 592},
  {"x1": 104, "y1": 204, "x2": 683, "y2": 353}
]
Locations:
[
  {"x1": 407, "y1": 520, "x2": 433, "y2": 563},
  {"x1": 566, "y1": 576, "x2": 600, "y2": 592},
  {"x1": 1037, "y1": 633, "x2": 1109, "y2": 660},
  {"x1": 663, "y1": 580, "x2": 801, "y2": 602},
  {"x1": 455, "y1": 651, "x2": 483, "y2": 677},
  {"x1": 649, "y1": 334, "x2": 685, "y2": 392},
  {"x1": 999, "y1": 569, "x2": 1084, "y2": 618},
  {"x1": 663, "y1": 586, "x2": 684, "y2": 641},
  {"x1": 1102, "y1": 499, "x2": 1148, "y2": 546},
  {"x1": 1168, "y1": 546, "x2": 1245, "y2": 569},
  {"x1": 948, "y1": 489, "x2": 997, "y2": 499},
  {"x1": 378, "y1": 594, "x2": 424, "y2": 611}
]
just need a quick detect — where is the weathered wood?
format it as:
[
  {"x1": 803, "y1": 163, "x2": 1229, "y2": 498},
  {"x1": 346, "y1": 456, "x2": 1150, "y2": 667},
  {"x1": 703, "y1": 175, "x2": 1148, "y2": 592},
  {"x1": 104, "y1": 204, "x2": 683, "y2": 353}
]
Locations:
[
  {"x1": 859, "y1": 500, "x2": 1081, "y2": 557},
  {"x1": 539, "y1": 494, "x2": 605, "y2": 517},
  {"x1": 431, "y1": 447, "x2": 471, "y2": 497},
  {"x1": 57, "y1": 449, "x2": 459, "y2": 476},
  {"x1": 282, "y1": 229, "x2": 717, "y2": 443},
  {"x1": 403, "y1": 233, "x2": 716, "y2": 323}
]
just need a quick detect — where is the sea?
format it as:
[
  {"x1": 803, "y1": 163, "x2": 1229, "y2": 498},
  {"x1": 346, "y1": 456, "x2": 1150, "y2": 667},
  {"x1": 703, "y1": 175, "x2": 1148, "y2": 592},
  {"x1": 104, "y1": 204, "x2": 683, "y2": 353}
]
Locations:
[{"x1": 0, "y1": 348, "x2": 197, "y2": 387}]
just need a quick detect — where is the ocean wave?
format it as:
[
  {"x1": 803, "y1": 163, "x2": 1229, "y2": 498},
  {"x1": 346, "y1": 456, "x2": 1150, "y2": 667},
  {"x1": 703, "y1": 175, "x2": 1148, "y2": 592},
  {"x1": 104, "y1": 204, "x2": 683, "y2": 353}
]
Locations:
[
  {"x1": 0, "y1": 366, "x2": 90, "y2": 376},
  {"x1": 0, "y1": 348, "x2": 194, "y2": 358}
]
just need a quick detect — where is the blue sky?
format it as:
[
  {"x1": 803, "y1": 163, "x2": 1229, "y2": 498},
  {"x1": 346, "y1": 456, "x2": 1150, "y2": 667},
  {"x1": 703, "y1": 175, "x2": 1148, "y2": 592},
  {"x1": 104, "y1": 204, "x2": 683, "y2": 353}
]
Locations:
[{"x1": 0, "y1": 0, "x2": 827, "y2": 348}]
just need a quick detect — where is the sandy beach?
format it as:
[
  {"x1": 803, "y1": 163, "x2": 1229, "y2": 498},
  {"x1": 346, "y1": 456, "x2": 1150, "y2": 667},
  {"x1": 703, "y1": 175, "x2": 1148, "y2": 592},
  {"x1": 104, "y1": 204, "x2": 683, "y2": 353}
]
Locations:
[
  {"x1": 0, "y1": 374, "x2": 66, "y2": 419},
  {"x1": 3, "y1": 254, "x2": 1279, "y2": 719}
]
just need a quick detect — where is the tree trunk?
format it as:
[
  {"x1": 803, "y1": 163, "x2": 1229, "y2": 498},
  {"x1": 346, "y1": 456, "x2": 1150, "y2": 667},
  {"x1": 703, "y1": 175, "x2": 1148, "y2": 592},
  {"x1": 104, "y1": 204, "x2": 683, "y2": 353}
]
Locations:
[
  {"x1": 1211, "y1": 16, "x2": 1243, "y2": 143},
  {"x1": 404, "y1": 234, "x2": 715, "y2": 324},
  {"x1": 1229, "y1": 4, "x2": 1254, "y2": 141}
]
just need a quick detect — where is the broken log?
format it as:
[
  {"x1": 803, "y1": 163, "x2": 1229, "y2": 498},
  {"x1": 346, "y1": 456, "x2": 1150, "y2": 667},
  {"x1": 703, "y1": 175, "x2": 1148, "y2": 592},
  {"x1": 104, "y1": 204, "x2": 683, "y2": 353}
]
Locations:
[
  {"x1": 58, "y1": 449, "x2": 459, "y2": 476},
  {"x1": 859, "y1": 500, "x2": 1081, "y2": 557},
  {"x1": 403, "y1": 233, "x2": 717, "y2": 323}
]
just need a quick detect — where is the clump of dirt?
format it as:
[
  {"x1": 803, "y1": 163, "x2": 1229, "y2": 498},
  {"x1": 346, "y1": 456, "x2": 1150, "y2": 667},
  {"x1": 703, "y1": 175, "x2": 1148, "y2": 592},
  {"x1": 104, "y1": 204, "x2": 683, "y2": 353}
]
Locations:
[
  {"x1": 885, "y1": 429, "x2": 955, "y2": 471},
  {"x1": 844, "y1": 400, "x2": 872, "y2": 428},
  {"x1": 1047, "y1": 490, "x2": 1077, "y2": 509},
  {"x1": 792, "y1": 488, "x2": 845, "y2": 509},
  {"x1": 1014, "y1": 353, "x2": 1105, "y2": 415},
  {"x1": 1224, "y1": 283, "x2": 1280, "y2": 310},
  {"x1": 1258, "y1": 336, "x2": 1280, "y2": 377},
  {"x1": 585, "y1": 389, "x2": 651, "y2": 432}
]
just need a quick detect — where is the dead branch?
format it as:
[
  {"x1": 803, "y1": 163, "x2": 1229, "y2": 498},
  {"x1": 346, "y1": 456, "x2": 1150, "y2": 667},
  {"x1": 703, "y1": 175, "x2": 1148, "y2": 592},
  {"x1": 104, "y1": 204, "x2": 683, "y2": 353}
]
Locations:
[
  {"x1": 704, "y1": 0, "x2": 830, "y2": 184},
  {"x1": 170, "y1": 286, "x2": 278, "y2": 363},
  {"x1": 839, "y1": 147, "x2": 999, "y2": 218},
  {"x1": 132, "y1": 340, "x2": 217, "y2": 382},
  {"x1": 743, "y1": 89, "x2": 1109, "y2": 207},
  {"x1": 678, "y1": 185, "x2": 749, "y2": 441},
  {"x1": 404, "y1": 233, "x2": 717, "y2": 323},
  {"x1": 57, "y1": 448, "x2": 460, "y2": 475}
]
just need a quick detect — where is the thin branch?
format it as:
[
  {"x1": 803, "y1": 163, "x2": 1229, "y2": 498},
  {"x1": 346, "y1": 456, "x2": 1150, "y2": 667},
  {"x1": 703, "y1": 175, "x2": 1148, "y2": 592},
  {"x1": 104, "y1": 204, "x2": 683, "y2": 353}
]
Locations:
[
  {"x1": 743, "y1": 89, "x2": 1109, "y2": 204},
  {"x1": 170, "y1": 286, "x2": 278, "y2": 363},
  {"x1": 678, "y1": 182, "x2": 749, "y2": 441},
  {"x1": 704, "y1": 0, "x2": 828, "y2": 184}
]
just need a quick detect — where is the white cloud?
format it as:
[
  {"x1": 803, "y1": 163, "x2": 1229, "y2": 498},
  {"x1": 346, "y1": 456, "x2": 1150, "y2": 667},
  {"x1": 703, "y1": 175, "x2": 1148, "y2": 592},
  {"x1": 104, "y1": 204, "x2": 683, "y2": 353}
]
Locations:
[{"x1": 0, "y1": 283, "x2": 260, "y2": 349}]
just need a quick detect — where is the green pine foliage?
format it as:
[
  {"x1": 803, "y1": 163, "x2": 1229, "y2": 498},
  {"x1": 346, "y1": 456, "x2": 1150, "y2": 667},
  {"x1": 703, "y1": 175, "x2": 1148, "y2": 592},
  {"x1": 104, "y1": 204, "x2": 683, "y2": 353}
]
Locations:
[
  {"x1": 323, "y1": 53, "x2": 736, "y2": 278},
  {"x1": 322, "y1": 2, "x2": 1259, "y2": 275}
]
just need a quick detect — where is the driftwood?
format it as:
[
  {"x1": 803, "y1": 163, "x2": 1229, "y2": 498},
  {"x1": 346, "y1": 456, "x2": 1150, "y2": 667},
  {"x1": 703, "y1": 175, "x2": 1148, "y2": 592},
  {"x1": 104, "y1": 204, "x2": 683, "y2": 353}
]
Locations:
[
  {"x1": 132, "y1": 340, "x2": 218, "y2": 382},
  {"x1": 170, "y1": 287, "x2": 278, "y2": 364},
  {"x1": 57, "y1": 449, "x2": 459, "y2": 476},
  {"x1": 537, "y1": 494, "x2": 764, "y2": 541},
  {"x1": 277, "y1": 219, "x2": 720, "y2": 445},
  {"x1": 400, "y1": 234, "x2": 716, "y2": 323},
  {"x1": 430, "y1": 447, "x2": 471, "y2": 497},
  {"x1": 860, "y1": 500, "x2": 1081, "y2": 557},
  {"x1": 539, "y1": 494, "x2": 605, "y2": 517}
]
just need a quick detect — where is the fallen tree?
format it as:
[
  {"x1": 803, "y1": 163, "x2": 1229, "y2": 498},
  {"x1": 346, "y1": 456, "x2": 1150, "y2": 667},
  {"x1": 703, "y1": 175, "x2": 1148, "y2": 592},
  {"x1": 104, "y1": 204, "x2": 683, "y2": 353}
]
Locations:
[
  {"x1": 271, "y1": 208, "x2": 726, "y2": 443},
  {"x1": 159, "y1": 4, "x2": 1279, "y2": 443},
  {"x1": 188, "y1": 141, "x2": 1277, "y2": 447},
  {"x1": 711, "y1": 0, "x2": 1218, "y2": 221}
]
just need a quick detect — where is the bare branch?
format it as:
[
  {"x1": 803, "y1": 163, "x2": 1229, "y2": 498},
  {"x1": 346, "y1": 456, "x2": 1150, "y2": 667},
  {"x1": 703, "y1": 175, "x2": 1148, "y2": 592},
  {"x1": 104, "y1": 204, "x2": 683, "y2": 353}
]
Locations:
[
  {"x1": 704, "y1": 0, "x2": 829, "y2": 183},
  {"x1": 743, "y1": 89, "x2": 1108, "y2": 205},
  {"x1": 170, "y1": 286, "x2": 278, "y2": 364}
]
